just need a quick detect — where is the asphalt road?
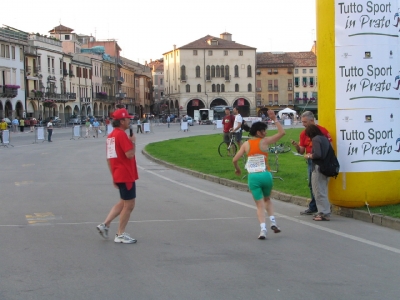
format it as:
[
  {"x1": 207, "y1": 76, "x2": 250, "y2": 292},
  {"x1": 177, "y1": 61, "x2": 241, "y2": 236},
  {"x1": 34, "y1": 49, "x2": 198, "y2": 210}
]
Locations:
[{"x1": 1, "y1": 123, "x2": 399, "y2": 300}]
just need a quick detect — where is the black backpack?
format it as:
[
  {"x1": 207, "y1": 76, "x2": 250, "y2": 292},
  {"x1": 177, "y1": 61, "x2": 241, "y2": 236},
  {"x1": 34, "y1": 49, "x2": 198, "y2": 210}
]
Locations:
[
  {"x1": 315, "y1": 144, "x2": 340, "y2": 178},
  {"x1": 241, "y1": 120, "x2": 250, "y2": 132}
]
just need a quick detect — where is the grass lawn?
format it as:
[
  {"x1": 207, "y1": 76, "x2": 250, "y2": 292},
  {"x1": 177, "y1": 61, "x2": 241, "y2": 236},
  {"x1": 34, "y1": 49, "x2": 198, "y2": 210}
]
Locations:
[
  {"x1": 145, "y1": 128, "x2": 310, "y2": 197},
  {"x1": 145, "y1": 128, "x2": 400, "y2": 219}
]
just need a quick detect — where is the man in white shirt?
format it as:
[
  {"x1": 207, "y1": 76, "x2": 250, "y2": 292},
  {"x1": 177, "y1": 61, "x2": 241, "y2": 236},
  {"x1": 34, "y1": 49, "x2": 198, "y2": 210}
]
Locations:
[{"x1": 229, "y1": 106, "x2": 243, "y2": 148}]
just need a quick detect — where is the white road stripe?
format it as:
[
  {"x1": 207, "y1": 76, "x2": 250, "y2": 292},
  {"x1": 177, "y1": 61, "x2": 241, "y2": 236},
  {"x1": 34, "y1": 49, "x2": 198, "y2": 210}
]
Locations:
[{"x1": 138, "y1": 165, "x2": 400, "y2": 255}]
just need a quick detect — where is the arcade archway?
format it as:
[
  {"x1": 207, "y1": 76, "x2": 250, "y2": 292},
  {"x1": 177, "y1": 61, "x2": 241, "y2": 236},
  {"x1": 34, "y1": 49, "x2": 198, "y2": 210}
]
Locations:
[
  {"x1": 210, "y1": 98, "x2": 228, "y2": 108},
  {"x1": 186, "y1": 98, "x2": 205, "y2": 117},
  {"x1": 233, "y1": 98, "x2": 251, "y2": 117}
]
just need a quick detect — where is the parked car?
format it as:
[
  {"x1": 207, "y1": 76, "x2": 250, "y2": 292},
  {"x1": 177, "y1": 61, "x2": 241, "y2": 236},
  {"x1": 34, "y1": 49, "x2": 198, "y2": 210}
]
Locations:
[
  {"x1": 43, "y1": 116, "x2": 62, "y2": 125},
  {"x1": 186, "y1": 116, "x2": 194, "y2": 126},
  {"x1": 68, "y1": 115, "x2": 82, "y2": 125}
]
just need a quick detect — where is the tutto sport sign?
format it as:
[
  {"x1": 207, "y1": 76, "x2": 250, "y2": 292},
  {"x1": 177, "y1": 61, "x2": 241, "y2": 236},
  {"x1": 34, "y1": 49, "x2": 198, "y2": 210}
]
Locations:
[{"x1": 335, "y1": 0, "x2": 400, "y2": 172}]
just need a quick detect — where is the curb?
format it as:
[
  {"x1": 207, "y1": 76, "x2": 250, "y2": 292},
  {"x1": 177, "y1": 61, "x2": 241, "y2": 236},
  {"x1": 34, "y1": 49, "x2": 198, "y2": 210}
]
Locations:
[{"x1": 142, "y1": 149, "x2": 400, "y2": 232}]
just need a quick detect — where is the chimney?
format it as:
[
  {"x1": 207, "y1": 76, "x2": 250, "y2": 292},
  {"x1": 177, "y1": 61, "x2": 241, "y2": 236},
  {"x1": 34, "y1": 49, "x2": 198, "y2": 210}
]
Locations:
[
  {"x1": 220, "y1": 32, "x2": 232, "y2": 41},
  {"x1": 173, "y1": 44, "x2": 176, "y2": 50}
]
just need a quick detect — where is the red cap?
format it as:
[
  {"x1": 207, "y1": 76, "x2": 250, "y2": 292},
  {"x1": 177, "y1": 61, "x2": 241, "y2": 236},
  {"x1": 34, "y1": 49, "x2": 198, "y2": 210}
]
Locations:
[{"x1": 111, "y1": 108, "x2": 134, "y2": 120}]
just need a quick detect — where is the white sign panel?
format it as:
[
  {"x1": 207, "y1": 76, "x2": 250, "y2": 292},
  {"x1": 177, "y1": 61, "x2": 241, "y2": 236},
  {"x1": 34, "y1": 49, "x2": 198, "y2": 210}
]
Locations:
[
  {"x1": 336, "y1": 44, "x2": 399, "y2": 109},
  {"x1": 143, "y1": 123, "x2": 150, "y2": 132},
  {"x1": 37, "y1": 127, "x2": 45, "y2": 140},
  {"x1": 336, "y1": 108, "x2": 400, "y2": 172},
  {"x1": 73, "y1": 126, "x2": 80, "y2": 137},
  {"x1": 335, "y1": 0, "x2": 399, "y2": 46},
  {"x1": 216, "y1": 120, "x2": 223, "y2": 129},
  {"x1": 2, "y1": 130, "x2": 10, "y2": 144},
  {"x1": 181, "y1": 122, "x2": 188, "y2": 131}
]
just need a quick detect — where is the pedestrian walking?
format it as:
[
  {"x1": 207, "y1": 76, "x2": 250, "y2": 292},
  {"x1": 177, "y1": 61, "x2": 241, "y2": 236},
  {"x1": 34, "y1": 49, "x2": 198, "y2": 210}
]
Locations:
[
  {"x1": 19, "y1": 118, "x2": 25, "y2": 132},
  {"x1": 47, "y1": 118, "x2": 53, "y2": 142},
  {"x1": 30, "y1": 118, "x2": 36, "y2": 132},
  {"x1": 0, "y1": 118, "x2": 7, "y2": 143},
  {"x1": 85, "y1": 118, "x2": 91, "y2": 138},
  {"x1": 97, "y1": 108, "x2": 139, "y2": 244},
  {"x1": 233, "y1": 110, "x2": 285, "y2": 239},
  {"x1": 291, "y1": 111, "x2": 332, "y2": 215},
  {"x1": 137, "y1": 118, "x2": 143, "y2": 134},
  {"x1": 12, "y1": 117, "x2": 19, "y2": 133},
  {"x1": 167, "y1": 115, "x2": 170, "y2": 128},
  {"x1": 93, "y1": 119, "x2": 100, "y2": 138}
]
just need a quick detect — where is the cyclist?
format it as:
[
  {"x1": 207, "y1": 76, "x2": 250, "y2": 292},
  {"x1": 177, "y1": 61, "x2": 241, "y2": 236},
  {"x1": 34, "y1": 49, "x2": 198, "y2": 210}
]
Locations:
[
  {"x1": 232, "y1": 110, "x2": 285, "y2": 240},
  {"x1": 229, "y1": 106, "x2": 243, "y2": 148},
  {"x1": 222, "y1": 107, "x2": 234, "y2": 145}
]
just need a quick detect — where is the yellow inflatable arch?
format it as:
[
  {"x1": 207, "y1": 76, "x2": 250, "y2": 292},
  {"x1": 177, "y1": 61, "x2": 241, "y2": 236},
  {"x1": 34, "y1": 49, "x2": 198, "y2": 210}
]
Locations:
[{"x1": 317, "y1": 0, "x2": 400, "y2": 207}]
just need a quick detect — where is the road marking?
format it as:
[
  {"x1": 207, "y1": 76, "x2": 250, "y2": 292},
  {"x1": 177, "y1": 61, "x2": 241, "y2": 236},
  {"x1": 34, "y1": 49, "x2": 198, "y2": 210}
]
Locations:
[
  {"x1": 138, "y1": 165, "x2": 400, "y2": 255},
  {"x1": 25, "y1": 212, "x2": 60, "y2": 224},
  {"x1": 15, "y1": 181, "x2": 33, "y2": 186}
]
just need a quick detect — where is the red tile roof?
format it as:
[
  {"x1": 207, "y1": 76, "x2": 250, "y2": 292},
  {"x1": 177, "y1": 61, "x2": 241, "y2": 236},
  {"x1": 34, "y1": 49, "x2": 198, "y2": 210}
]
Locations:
[
  {"x1": 257, "y1": 51, "x2": 316, "y2": 68},
  {"x1": 167, "y1": 35, "x2": 256, "y2": 53},
  {"x1": 48, "y1": 25, "x2": 74, "y2": 33}
]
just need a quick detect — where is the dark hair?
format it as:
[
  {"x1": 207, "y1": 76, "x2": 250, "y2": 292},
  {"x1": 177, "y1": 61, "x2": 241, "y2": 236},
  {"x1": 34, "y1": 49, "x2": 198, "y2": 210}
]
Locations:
[
  {"x1": 249, "y1": 121, "x2": 268, "y2": 136},
  {"x1": 112, "y1": 119, "x2": 121, "y2": 128},
  {"x1": 225, "y1": 107, "x2": 230, "y2": 111},
  {"x1": 305, "y1": 124, "x2": 323, "y2": 139}
]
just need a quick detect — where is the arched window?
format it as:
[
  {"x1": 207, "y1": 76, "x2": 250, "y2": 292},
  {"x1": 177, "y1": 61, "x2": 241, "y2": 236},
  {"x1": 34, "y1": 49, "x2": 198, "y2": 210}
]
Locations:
[
  {"x1": 216, "y1": 66, "x2": 220, "y2": 77},
  {"x1": 225, "y1": 65, "x2": 229, "y2": 79},
  {"x1": 196, "y1": 66, "x2": 200, "y2": 78},
  {"x1": 220, "y1": 65, "x2": 225, "y2": 78},
  {"x1": 211, "y1": 66, "x2": 215, "y2": 78},
  {"x1": 186, "y1": 84, "x2": 190, "y2": 93},
  {"x1": 234, "y1": 65, "x2": 239, "y2": 77},
  {"x1": 217, "y1": 84, "x2": 220, "y2": 93},
  {"x1": 247, "y1": 65, "x2": 252, "y2": 77},
  {"x1": 197, "y1": 84, "x2": 201, "y2": 92},
  {"x1": 212, "y1": 84, "x2": 216, "y2": 92},
  {"x1": 235, "y1": 84, "x2": 239, "y2": 92},
  {"x1": 248, "y1": 83, "x2": 252, "y2": 92},
  {"x1": 221, "y1": 84, "x2": 225, "y2": 92},
  {"x1": 181, "y1": 65, "x2": 186, "y2": 80},
  {"x1": 206, "y1": 65, "x2": 210, "y2": 79}
]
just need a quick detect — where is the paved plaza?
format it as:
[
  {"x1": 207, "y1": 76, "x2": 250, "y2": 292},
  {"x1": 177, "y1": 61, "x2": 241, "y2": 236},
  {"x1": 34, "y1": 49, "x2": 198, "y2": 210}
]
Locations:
[{"x1": 0, "y1": 123, "x2": 399, "y2": 300}]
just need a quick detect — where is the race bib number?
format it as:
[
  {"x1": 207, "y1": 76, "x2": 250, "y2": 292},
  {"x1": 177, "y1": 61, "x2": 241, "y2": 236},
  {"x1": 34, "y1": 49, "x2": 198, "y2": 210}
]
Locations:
[
  {"x1": 246, "y1": 155, "x2": 266, "y2": 173},
  {"x1": 106, "y1": 137, "x2": 117, "y2": 159}
]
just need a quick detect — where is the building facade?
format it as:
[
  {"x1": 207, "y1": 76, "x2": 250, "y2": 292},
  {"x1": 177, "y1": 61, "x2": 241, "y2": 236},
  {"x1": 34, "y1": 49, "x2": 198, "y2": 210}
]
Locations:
[
  {"x1": 0, "y1": 26, "x2": 28, "y2": 120},
  {"x1": 163, "y1": 33, "x2": 256, "y2": 117}
]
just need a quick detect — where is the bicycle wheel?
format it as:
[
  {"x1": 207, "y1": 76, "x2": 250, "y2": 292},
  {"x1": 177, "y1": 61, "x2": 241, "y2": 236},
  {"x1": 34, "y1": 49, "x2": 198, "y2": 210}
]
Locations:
[
  {"x1": 278, "y1": 142, "x2": 292, "y2": 153},
  {"x1": 218, "y1": 141, "x2": 237, "y2": 157}
]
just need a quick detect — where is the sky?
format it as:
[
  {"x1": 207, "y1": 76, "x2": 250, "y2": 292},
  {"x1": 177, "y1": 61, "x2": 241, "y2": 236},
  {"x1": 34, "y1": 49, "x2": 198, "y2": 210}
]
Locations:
[{"x1": 4, "y1": 0, "x2": 316, "y2": 64}]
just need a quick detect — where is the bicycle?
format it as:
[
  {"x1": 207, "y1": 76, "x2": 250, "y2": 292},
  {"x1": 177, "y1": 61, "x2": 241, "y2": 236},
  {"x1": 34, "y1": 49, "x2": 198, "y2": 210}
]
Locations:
[
  {"x1": 218, "y1": 133, "x2": 237, "y2": 157},
  {"x1": 268, "y1": 142, "x2": 291, "y2": 154}
]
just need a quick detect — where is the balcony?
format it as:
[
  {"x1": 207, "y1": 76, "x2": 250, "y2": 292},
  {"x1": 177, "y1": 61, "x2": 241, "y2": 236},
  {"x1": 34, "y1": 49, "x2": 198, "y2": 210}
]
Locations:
[
  {"x1": 29, "y1": 91, "x2": 43, "y2": 98},
  {"x1": 256, "y1": 87, "x2": 262, "y2": 92},
  {"x1": 63, "y1": 69, "x2": 68, "y2": 76},
  {"x1": 34, "y1": 66, "x2": 41, "y2": 74},
  {"x1": 180, "y1": 75, "x2": 187, "y2": 83},
  {"x1": 1, "y1": 88, "x2": 18, "y2": 98},
  {"x1": 274, "y1": 86, "x2": 278, "y2": 91},
  {"x1": 105, "y1": 95, "x2": 115, "y2": 102},
  {"x1": 269, "y1": 101, "x2": 273, "y2": 105},
  {"x1": 117, "y1": 76, "x2": 124, "y2": 84},
  {"x1": 102, "y1": 76, "x2": 114, "y2": 83},
  {"x1": 26, "y1": 66, "x2": 32, "y2": 75},
  {"x1": 206, "y1": 75, "x2": 211, "y2": 82},
  {"x1": 117, "y1": 58, "x2": 124, "y2": 67},
  {"x1": 24, "y1": 46, "x2": 37, "y2": 56},
  {"x1": 80, "y1": 97, "x2": 91, "y2": 105},
  {"x1": 225, "y1": 75, "x2": 231, "y2": 82},
  {"x1": 67, "y1": 93, "x2": 77, "y2": 100},
  {"x1": 116, "y1": 93, "x2": 126, "y2": 99},
  {"x1": 69, "y1": 70, "x2": 74, "y2": 77},
  {"x1": 95, "y1": 92, "x2": 108, "y2": 99},
  {"x1": 274, "y1": 101, "x2": 278, "y2": 105},
  {"x1": 268, "y1": 85, "x2": 273, "y2": 91},
  {"x1": 288, "y1": 86, "x2": 293, "y2": 91}
]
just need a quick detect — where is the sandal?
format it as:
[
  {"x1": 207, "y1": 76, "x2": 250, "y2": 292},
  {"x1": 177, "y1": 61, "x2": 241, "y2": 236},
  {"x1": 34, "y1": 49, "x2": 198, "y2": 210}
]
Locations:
[{"x1": 313, "y1": 214, "x2": 330, "y2": 221}]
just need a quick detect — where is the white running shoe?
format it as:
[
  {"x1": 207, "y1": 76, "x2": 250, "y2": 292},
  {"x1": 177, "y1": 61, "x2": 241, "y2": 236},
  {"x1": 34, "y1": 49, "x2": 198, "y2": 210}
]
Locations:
[
  {"x1": 270, "y1": 222, "x2": 281, "y2": 233},
  {"x1": 114, "y1": 233, "x2": 137, "y2": 244},
  {"x1": 97, "y1": 223, "x2": 109, "y2": 239},
  {"x1": 258, "y1": 229, "x2": 267, "y2": 240}
]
